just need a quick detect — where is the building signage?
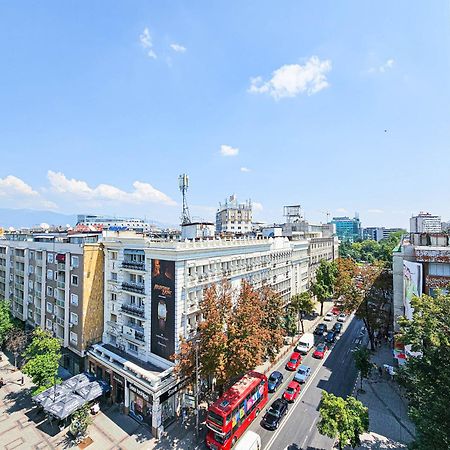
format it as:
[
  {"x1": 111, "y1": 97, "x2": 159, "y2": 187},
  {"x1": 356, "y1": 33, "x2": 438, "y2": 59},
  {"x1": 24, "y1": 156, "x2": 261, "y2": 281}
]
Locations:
[
  {"x1": 151, "y1": 259, "x2": 176, "y2": 360},
  {"x1": 128, "y1": 383, "x2": 151, "y2": 403},
  {"x1": 159, "y1": 378, "x2": 189, "y2": 403}
]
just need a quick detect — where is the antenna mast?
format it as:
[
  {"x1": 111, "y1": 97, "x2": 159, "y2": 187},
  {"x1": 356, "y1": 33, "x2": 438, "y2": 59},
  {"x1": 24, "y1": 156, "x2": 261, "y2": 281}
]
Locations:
[{"x1": 179, "y1": 174, "x2": 192, "y2": 225}]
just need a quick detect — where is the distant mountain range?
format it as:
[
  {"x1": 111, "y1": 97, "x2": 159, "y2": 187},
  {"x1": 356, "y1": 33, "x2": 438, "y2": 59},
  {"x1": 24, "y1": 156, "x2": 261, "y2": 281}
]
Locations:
[{"x1": 0, "y1": 208, "x2": 173, "y2": 229}]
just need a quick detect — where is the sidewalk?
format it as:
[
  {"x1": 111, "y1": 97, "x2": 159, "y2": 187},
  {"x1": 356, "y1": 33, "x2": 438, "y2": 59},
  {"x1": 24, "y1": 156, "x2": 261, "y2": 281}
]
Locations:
[{"x1": 352, "y1": 343, "x2": 416, "y2": 449}]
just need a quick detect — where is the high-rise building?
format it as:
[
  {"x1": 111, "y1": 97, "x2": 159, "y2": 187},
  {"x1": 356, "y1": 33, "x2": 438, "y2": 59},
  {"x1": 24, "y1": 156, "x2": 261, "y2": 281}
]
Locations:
[
  {"x1": 331, "y1": 216, "x2": 362, "y2": 243},
  {"x1": 0, "y1": 232, "x2": 104, "y2": 374},
  {"x1": 409, "y1": 212, "x2": 441, "y2": 233},
  {"x1": 215, "y1": 195, "x2": 252, "y2": 234},
  {"x1": 363, "y1": 227, "x2": 405, "y2": 242}
]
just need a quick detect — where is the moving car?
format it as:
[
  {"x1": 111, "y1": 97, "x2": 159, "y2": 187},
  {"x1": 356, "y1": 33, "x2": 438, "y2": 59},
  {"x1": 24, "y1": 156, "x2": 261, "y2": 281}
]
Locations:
[
  {"x1": 235, "y1": 430, "x2": 261, "y2": 450},
  {"x1": 325, "y1": 331, "x2": 336, "y2": 344},
  {"x1": 262, "y1": 398, "x2": 288, "y2": 430},
  {"x1": 332, "y1": 322, "x2": 343, "y2": 334},
  {"x1": 295, "y1": 333, "x2": 314, "y2": 354},
  {"x1": 283, "y1": 381, "x2": 301, "y2": 402},
  {"x1": 324, "y1": 312, "x2": 334, "y2": 322},
  {"x1": 268, "y1": 371, "x2": 284, "y2": 393},
  {"x1": 294, "y1": 365, "x2": 311, "y2": 384},
  {"x1": 337, "y1": 313, "x2": 347, "y2": 323},
  {"x1": 313, "y1": 343, "x2": 329, "y2": 359},
  {"x1": 313, "y1": 323, "x2": 328, "y2": 335},
  {"x1": 286, "y1": 352, "x2": 302, "y2": 371}
]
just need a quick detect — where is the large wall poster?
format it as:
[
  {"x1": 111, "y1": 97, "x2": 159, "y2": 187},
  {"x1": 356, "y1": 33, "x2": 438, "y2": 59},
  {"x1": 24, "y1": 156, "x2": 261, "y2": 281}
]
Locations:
[{"x1": 403, "y1": 260, "x2": 422, "y2": 321}]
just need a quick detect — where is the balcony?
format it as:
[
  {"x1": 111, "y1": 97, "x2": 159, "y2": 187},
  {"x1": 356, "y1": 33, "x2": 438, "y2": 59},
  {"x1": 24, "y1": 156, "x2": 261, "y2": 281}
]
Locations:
[
  {"x1": 57, "y1": 263, "x2": 66, "y2": 271},
  {"x1": 121, "y1": 303, "x2": 145, "y2": 318},
  {"x1": 35, "y1": 291, "x2": 41, "y2": 299},
  {"x1": 107, "y1": 321, "x2": 121, "y2": 336},
  {"x1": 121, "y1": 260, "x2": 146, "y2": 271},
  {"x1": 0, "y1": 275, "x2": 5, "y2": 283},
  {"x1": 56, "y1": 299, "x2": 65, "y2": 308},
  {"x1": 57, "y1": 281, "x2": 66, "y2": 289},
  {"x1": 35, "y1": 275, "x2": 42, "y2": 283},
  {"x1": 15, "y1": 270, "x2": 25, "y2": 277},
  {"x1": 121, "y1": 281, "x2": 145, "y2": 295}
]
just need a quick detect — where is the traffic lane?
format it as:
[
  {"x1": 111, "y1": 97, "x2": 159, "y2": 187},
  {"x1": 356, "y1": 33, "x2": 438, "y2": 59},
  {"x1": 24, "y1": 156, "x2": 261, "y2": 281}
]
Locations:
[
  {"x1": 253, "y1": 316, "x2": 351, "y2": 448},
  {"x1": 264, "y1": 316, "x2": 363, "y2": 450}
]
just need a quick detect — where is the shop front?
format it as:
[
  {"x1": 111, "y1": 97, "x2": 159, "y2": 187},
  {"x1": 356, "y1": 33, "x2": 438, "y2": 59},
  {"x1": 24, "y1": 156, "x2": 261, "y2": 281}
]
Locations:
[{"x1": 129, "y1": 382, "x2": 153, "y2": 427}]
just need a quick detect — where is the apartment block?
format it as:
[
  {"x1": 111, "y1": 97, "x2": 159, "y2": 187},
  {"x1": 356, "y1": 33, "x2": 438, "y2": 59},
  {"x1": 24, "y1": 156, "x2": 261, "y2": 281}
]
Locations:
[
  {"x1": 0, "y1": 232, "x2": 104, "y2": 374},
  {"x1": 216, "y1": 195, "x2": 253, "y2": 234}
]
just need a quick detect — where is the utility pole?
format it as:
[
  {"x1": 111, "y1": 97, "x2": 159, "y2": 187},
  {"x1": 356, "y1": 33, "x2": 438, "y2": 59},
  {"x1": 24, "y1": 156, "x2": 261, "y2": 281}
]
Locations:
[{"x1": 195, "y1": 341, "x2": 200, "y2": 439}]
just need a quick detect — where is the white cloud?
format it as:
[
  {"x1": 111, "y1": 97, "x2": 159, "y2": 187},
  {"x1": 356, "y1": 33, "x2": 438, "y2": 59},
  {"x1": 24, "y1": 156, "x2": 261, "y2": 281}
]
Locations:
[
  {"x1": 47, "y1": 171, "x2": 176, "y2": 206},
  {"x1": 249, "y1": 56, "x2": 332, "y2": 100},
  {"x1": 335, "y1": 208, "x2": 348, "y2": 214},
  {"x1": 220, "y1": 145, "x2": 239, "y2": 157},
  {"x1": 252, "y1": 202, "x2": 263, "y2": 212},
  {"x1": 0, "y1": 175, "x2": 38, "y2": 197},
  {"x1": 140, "y1": 27, "x2": 157, "y2": 59},
  {"x1": 240, "y1": 167, "x2": 251, "y2": 173},
  {"x1": 369, "y1": 58, "x2": 395, "y2": 74},
  {"x1": 170, "y1": 43, "x2": 186, "y2": 53},
  {"x1": 367, "y1": 208, "x2": 384, "y2": 214}
]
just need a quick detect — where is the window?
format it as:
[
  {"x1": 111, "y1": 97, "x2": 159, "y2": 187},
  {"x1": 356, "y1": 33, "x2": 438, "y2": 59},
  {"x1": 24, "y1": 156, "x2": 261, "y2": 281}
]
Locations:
[
  {"x1": 111, "y1": 272, "x2": 117, "y2": 281},
  {"x1": 71, "y1": 256, "x2": 79, "y2": 268},
  {"x1": 28, "y1": 280, "x2": 33, "y2": 290},
  {"x1": 46, "y1": 319, "x2": 52, "y2": 330},
  {"x1": 128, "y1": 343, "x2": 138, "y2": 353},
  {"x1": 71, "y1": 274, "x2": 78, "y2": 286},
  {"x1": 53, "y1": 271, "x2": 58, "y2": 281},
  {"x1": 28, "y1": 265, "x2": 34, "y2": 274},
  {"x1": 47, "y1": 286, "x2": 53, "y2": 297},
  {"x1": 47, "y1": 269, "x2": 53, "y2": 280},
  {"x1": 47, "y1": 253, "x2": 54, "y2": 263},
  {"x1": 70, "y1": 331, "x2": 78, "y2": 345},
  {"x1": 70, "y1": 293, "x2": 78, "y2": 306},
  {"x1": 29, "y1": 251, "x2": 34, "y2": 260},
  {"x1": 46, "y1": 302, "x2": 53, "y2": 313},
  {"x1": 111, "y1": 293, "x2": 117, "y2": 302},
  {"x1": 70, "y1": 312, "x2": 78, "y2": 325},
  {"x1": 110, "y1": 251, "x2": 118, "y2": 260}
]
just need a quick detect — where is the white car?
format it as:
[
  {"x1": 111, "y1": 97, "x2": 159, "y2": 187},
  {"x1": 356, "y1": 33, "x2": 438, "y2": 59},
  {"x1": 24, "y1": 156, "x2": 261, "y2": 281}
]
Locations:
[
  {"x1": 337, "y1": 313, "x2": 347, "y2": 323},
  {"x1": 324, "y1": 312, "x2": 334, "y2": 322}
]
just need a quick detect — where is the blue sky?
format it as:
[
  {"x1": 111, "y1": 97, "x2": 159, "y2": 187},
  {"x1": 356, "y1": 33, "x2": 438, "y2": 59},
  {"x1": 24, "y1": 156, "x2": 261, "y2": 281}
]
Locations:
[{"x1": 1, "y1": 1, "x2": 449, "y2": 228}]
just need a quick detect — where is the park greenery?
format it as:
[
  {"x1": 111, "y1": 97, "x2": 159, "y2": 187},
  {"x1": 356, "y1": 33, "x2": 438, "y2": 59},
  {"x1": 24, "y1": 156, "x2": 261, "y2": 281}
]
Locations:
[
  {"x1": 22, "y1": 328, "x2": 62, "y2": 394},
  {"x1": 318, "y1": 391, "x2": 369, "y2": 449},
  {"x1": 173, "y1": 280, "x2": 285, "y2": 394},
  {"x1": 339, "y1": 231, "x2": 404, "y2": 267},
  {"x1": 397, "y1": 291, "x2": 450, "y2": 450}
]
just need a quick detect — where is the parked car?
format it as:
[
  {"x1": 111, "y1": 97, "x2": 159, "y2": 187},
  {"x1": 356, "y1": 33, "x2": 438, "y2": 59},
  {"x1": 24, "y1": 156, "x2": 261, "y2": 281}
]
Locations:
[
  {"x1": 313, "y1": 343, "x2": 329, "y2": 359},
  {"x1": 262, "y1": 398, "x2": 288, "y2": 430},
  {"x1": 325, "y1": 331, "x2": 336, "y2": 344},
  {"x1": 331, "y1": 306, "x2": 341, "y2": 315},
  {"x1": 313, "y1": 323, "x2": 328, "y2": 335},
  {"x1": 294, "y1": 365, "x2": 311, "y2": 384},
  {"x1": 283, "y1": 381, "x2": 301, "y2": 402},
  {"x1": 332, "y1": 322, "x2": 343, "y2": 334},
  {"x1": 268, "y1": 371, "x2": 284, "y2": 393},
  {"x1": 337, "y1": 313, "x2": 347, "y2": 323},
  {"x1": 324, "y1": 312, "x2": 334, "y2": 322},
  {"x1": 286, "y1": 352, "x2": 302, "y2": 371},
  {"x1": 295, "y1": 333, "x2": 314, "y2": 354}
]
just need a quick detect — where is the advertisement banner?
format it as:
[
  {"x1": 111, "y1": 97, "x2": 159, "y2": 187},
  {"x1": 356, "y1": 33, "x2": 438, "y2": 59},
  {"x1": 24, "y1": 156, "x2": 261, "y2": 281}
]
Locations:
[
  {"x1": 403, "y1": 260, "x2": 422, "y2": 320},
  {"x1": 151, "y1": 259, "x2": 176, "y2": 360}
]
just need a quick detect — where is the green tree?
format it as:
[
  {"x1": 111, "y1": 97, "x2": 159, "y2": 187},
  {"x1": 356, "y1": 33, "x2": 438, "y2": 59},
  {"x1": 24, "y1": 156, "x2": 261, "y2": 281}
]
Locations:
[
  {"x1": 397, "y1": 292, "x2": 450, "y2": 449},
  {"x1": 353, "y1": 347, "x2": 372, "y2": 392},
  {"x1": 318, "y1": 391, "x2": 369, "y2": 450},
  {"x1": 69, "y1": 403, "x2": 92, "y2": 439},
  {"x1": 311, "y1": 260, "x2": 338, "y2": 316},
  {"x1": 5, "y1": 328, "x2": 27, "y2": 368},
  {"x1": 290, "y1": 291, "x2": 315, "y2": 334},
  {"x1": 0, "y1": 300, "x2": 15, "y2": 346},
  {"x1": 22, "y1": 328, "x2": 61, "y2": 393},
  {"x1": 284, "y1": 305, "x2": 298, "y2": 337}
]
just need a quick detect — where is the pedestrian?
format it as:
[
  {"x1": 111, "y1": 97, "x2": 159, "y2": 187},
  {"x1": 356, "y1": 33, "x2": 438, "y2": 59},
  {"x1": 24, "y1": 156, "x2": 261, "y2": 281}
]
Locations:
[
  {"x1": 20, "y1": 376, "x2": 24, "y2": 385},
  {"x1": 378, "y1": 366, "x2": 383, "y2": 378},
  {"x1": 0, "y1": 377, "x2": 4, "y2": 388},
  {"x1": 182, "y1": 407, "x2": 187, "y2": 424}
]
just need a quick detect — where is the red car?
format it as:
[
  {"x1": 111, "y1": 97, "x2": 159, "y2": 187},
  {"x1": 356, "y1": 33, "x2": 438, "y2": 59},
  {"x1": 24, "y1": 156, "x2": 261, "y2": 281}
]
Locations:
[
  {"x1": 283, "y1": 381, "x2": 301, "y2": 402},
  {"x1": 286, "y1": 352, "x2": 302, "y2": 370},
  {"x1": 313, "y1": 343, "x2": 328, "y2": 359},
  {"x1": 332, "y1": 306, "x2": 341, "y2": 315}
]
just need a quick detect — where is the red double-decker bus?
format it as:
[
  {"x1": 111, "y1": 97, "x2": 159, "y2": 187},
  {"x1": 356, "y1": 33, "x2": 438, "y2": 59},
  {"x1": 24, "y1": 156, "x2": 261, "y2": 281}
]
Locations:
[{"x1": 205, "y1": 371, "x2": 268, "y2": 450}]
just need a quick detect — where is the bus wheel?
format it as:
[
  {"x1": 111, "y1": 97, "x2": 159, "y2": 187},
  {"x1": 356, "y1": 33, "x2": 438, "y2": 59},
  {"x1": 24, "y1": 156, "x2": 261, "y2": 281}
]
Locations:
[
  {"x1": 231, "y1": 436, "x2": 237, "y2": 447},
  {"x1": 255, "y1": 408, "x2": 260, "y2": 416}
]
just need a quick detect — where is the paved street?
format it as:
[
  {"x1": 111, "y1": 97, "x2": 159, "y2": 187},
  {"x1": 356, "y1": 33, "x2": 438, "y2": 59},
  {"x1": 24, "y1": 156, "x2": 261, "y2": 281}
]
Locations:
[{"x1": 244, "y1": 312, "x2": 363, "y2": 450}]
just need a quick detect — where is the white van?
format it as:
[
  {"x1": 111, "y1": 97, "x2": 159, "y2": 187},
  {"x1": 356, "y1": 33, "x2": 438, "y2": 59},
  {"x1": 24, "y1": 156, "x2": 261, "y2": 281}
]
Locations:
[
  {"x1": 295, "y1": 333, "x2": 314, "y2": 354},
  {"x1": 234, "y1": 430, "x2": 261, "y2": 450}
]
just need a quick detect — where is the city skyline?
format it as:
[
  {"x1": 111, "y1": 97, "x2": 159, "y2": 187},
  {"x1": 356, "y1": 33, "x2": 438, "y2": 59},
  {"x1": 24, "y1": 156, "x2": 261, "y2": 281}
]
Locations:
[{"x1": 1, "y1": 1, "x2": 449, "y2": 228}]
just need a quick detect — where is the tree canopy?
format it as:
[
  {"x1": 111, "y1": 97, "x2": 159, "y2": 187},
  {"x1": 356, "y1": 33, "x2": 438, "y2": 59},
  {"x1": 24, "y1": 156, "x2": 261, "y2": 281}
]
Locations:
[
  {"x1": 397, "y1": 292, "x2": 450, "y2": 449},
  {"x1": 311, "y1": 259, "x2": 338, "y2": 315},
  {"x1": 290, "y1": 291, "x2": 315, "y2": 334},
  {"x1": 353, "y1": 347, "x2": 372, "y2": 391},
  {"x1": 0, "y1": 300, "x2": 15, "y2": 346}
]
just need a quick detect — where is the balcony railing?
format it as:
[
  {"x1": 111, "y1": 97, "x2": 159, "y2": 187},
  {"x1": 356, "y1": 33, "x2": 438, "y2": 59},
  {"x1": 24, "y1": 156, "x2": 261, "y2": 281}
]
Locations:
[
  {"x1": 121, "y1": 281, "x2": 145, "y2": 294},
  {"x1": 57, "y1": 281, "x2": 66, "y2": 289},
  {"x1": 121, "y1": 303, "x2": 145, "y2": 318},
  {"x1": 121, "y1": 261, "x2": 146, "y2": 271},
  {"x1": 135, "y1": 331, "x2": 145, "y2": 342},
  {"x1": 57, "y1": 263, "x2": 66, "y2": 271},
  {"x1": 35, "y1": 275, "x2": 42, "y2": 283}
]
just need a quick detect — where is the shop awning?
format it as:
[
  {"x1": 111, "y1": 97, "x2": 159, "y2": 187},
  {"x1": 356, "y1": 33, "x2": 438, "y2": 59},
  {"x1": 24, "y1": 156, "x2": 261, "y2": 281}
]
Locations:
[{"x1": 77, "y1": 380, "x2": 110, "y2": 403}]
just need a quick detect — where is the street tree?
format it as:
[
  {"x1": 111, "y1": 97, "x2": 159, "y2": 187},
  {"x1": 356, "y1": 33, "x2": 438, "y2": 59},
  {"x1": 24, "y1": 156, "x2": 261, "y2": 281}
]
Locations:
[
  {"x1": 396, "y1": 292, "x2": 450, "y2": 449},
  {"x1": 284, "y1": 305, "x2": 297, "y2": 337},
  {"x1": 22, "y1": 328, "x2": 61, "y2": 393},
  {"x1": 318, "y1": 391, "x2": 369, "y2": 450},
  {"x1": 0, "y1": 300, "x2": 15, "y2": 346},
  {"x1": 70, "y1": 403, "x2": 93, "y2": 439},
  {"x1": 334, "y1": 258, "x2": 357, "y2": 302},
  {"x1": 352, "y1": 347, "x2": 372, "y2": 392},
  {"x1": 290, "y1": 291, "x2": 315, "y2": 334},
  {"x1": 6, "y1": 328, "x2": 27, "y2": 367},
  {"x1": 311, "y1": 259, "x2": 338, "y2": 316}
]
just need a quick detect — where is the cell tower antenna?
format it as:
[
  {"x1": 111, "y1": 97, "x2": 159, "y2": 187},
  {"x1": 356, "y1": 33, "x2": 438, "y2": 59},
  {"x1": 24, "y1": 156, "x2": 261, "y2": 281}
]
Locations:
[{"x1": 179, "y1": 174, "x2": 192, "y2": 225}]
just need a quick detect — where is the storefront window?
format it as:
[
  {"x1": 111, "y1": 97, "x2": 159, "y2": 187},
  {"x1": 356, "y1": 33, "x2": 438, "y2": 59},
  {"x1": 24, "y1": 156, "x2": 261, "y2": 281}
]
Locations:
[
  {"x1": 130, "y1": 390, "x2": 152, "y2": 427},
  {"x1": 161, "y1": 396, "x2": 176, "y2": 427}
]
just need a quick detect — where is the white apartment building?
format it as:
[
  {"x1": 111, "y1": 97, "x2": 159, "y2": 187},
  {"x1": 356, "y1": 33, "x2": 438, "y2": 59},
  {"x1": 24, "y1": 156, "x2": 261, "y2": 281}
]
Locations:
[
  {"x1": 216, "y1": 195, "x2": 253, "y2": 234},
  {"x1": 88, "y1": 230, "x2": 309, "y2": 437},
  {"x1": 409, "y1": 212, "x2": 441, "y2": 234}
]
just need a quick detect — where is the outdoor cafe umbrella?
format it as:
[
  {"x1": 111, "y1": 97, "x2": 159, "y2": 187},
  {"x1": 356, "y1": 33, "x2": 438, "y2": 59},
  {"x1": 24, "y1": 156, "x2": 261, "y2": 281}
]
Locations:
[
  {"x1": 77, "y1": 380, "x2": 110, "y2": 403},
  {"x1": 61, "y1": 372, "x2": 95, "y2": 392},
  {"x1": 32, "y1": 384, "x2": 71, "y2": 407},
  {"x1": 45, "y1": 394, "x2": 86, "y2": 421}
]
